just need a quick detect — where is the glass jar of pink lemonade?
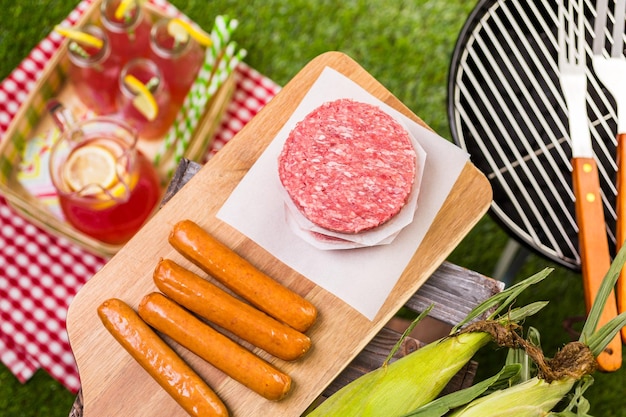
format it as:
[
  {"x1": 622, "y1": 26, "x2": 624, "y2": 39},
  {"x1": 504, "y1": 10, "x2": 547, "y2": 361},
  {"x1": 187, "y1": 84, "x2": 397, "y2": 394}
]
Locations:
[
  {"x1": 48, "y1": 101, "x2": 161, "y2": 245},
  {"x1": 67, "y1": 25, "x2": 120, "y2": 115},
  {"x1": 117, "y1": 58, "x2": 177, "y2": 140},
  {"x1": 100, "y1": 0, "x2": 152, "y2": 66},
  {"x1": 149, "y1": 18, "x2": 205, "y2": 109}
]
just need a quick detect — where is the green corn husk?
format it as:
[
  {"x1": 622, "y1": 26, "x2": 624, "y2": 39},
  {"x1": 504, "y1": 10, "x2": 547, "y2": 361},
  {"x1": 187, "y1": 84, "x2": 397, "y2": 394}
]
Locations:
[
  {"x1": 445, "y1": 376, "x2": 576, "y2": 417},
  {"x1": 306, "y1": 331, "x2": 493, "y2": 417},
  {"x1": 548, "y1": 376, "x2": 594, "y2": 416},
  {"x1": 306, "y1": 269, "x2": 553, "y2": 417},
  {"x1": 413, "y1": 242, "x2": 626, "y2": 417},
  {"x1": 399, "y1": 364, "x2": 523, "y2": 417}
]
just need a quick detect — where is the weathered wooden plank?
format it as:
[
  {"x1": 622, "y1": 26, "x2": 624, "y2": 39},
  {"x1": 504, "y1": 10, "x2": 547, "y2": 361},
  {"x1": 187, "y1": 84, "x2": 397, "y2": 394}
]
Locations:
[{"x1": 405, "y1": 262, "x2": 504, "y2": 325}]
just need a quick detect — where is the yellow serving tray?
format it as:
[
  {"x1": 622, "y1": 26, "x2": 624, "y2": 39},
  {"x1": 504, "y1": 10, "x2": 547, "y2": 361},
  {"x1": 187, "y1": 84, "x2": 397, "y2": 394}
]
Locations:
[{"x1": 0, "y1": 0, "x2": 235, "y2": 257}]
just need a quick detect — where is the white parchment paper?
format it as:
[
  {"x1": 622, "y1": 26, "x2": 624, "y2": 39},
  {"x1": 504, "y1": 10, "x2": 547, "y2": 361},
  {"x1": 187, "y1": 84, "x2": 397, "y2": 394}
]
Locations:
[{"x1": 217, "y1": 67, "x2": 469, "y2": 319}]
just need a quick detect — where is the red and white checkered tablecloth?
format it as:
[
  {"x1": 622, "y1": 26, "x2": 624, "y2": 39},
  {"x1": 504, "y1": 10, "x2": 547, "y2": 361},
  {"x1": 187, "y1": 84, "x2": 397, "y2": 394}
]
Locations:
[{"x1": 0, "y1": 0, "x2": 280, "y2": 393}]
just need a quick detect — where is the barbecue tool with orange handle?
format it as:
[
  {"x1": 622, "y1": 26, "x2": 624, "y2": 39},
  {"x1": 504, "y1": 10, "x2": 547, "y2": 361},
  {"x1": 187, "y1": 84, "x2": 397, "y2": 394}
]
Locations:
[
  {"x1": 615, "y1": 134, "x2": 626, "y2": 342},
  {"x1": 592, "y1": 0, "x2": 626, "y2": 345},
  {"x1": 561, "y1": 0, "x2": 621, "y2": 371}
]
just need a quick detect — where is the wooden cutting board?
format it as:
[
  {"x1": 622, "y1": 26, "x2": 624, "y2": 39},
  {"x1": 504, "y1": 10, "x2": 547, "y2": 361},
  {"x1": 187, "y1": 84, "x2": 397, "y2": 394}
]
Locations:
[{"x1": 66, "y1": 51, "x2": 493, "y2": 417}]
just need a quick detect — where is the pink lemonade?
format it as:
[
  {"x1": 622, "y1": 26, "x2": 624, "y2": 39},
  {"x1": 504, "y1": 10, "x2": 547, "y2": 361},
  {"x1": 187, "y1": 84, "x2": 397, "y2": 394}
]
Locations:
[
  {"x1": 100, "y1": 0, "x2": 152, "y2": 66},
  {"x1": 149, "y1": 18, "x2": 205, "y2": 108},
  {"x1": 48, "y1": 109, "x2": 162, "y2": 245},
  {"x1": 117, "y1": 58, "x2": 177, "y2": 139},
  {"x1": 55, "y1": 138, "x2": 161, "y2": 245},
  {"x1": 67, "y1": 25, "x2": 120, "y2": 115}
]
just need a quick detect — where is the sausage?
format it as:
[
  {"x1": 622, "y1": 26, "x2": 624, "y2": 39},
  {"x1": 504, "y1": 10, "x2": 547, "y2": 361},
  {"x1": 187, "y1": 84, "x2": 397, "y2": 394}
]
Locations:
[
  {"x1": 154, "y1": 258, "x2": 311, "y2": 361},
  {"x1": 97, "y1": 298, "x2": 228, "y2": 417},
  {"x1": 168, "y1": 219, "x2": 317, "y2": 333},
  {"x1": 138, "y1": 292, "x2": 292, "y2": 401}
]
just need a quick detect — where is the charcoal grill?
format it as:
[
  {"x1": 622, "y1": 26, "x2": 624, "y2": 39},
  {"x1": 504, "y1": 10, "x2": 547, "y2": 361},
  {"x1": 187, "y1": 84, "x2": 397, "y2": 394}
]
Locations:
[{"x1": 448, "y1": 0, "x2": 622, "y2": 271}]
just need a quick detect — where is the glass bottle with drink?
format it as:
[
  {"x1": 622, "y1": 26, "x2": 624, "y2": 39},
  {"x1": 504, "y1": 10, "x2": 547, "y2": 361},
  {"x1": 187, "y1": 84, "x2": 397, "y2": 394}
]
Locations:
[
  {"x1": 149, "y1": 18, "x2": 206, "y2": 109},
  {"x1": 48, "y1": 101, "x2": 161, "y2": 245},
  {"x1": 117, "y1": 58, "x2": 177, "y2": 140},
  {"x1": 100, "y1": 0, "x2": 152, "y2": 66},
  {"x1": 64, "y1": 25, "x2": 120, "y2": 115}
]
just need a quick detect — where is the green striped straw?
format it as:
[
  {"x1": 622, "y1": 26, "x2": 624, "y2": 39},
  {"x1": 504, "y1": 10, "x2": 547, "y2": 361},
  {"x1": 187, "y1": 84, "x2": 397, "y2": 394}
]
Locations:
[
  {"x1": 171, "y1": 42, "x2": 246, "y2": 171},
  {"x1": 154, "y1": 15, "x2": 243, "y2": 174},
  {"x1": 153, "y1": 16, "x2": 226, "y2": 166}
]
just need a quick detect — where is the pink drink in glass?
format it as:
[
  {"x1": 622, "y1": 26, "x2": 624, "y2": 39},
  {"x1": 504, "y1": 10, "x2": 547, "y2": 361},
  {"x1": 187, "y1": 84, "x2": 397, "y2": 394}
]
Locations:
[
  {"x1": 149, "y1": 18, "x2": 205, "y2": 109},
  {"x1": 117, "y1": 58, "x2": 176, "y2": 140},
  {"x1": 100, "y1": 0, "x2": 152, "y2": 66},
  {"x1": 48, "y1": 104, "x2": 161, "y2": 245},
  {"x1": 67, "y1": 25, "x2": 120, "y2": 115},
  {"x1": 57, "y1": 140, "x2": 161, "y2": 244}
]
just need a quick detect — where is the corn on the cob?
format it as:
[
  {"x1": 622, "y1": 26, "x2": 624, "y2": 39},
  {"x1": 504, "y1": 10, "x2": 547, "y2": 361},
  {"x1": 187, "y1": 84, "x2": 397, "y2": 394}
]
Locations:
[
  {"x1": 306, "y1": 331, "x2": 492, "y2": 417},
  {"x1": 306, "y1": 269, "x2": 553, "y2": 417},
  {"x1": 400, "y1": 364, "x2": 523, "y2": 417},
  {"x1": 445, "y1": 376, "x2": 576, "y2": 417},
  {"x1": 409, "y1": 242, "x2": 626, "y2": 416}
]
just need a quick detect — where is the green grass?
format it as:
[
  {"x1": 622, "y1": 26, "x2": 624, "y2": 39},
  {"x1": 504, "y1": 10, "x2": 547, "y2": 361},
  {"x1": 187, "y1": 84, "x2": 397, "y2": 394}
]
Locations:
[{"x1": 0, "y1": 0, "x2": 625, "y2": 415}]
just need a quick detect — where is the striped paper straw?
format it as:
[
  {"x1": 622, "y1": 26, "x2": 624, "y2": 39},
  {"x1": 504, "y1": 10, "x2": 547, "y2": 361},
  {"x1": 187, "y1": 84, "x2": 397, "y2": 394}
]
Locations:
[
  {"x1": 153, "y1": 15, "x2": 242, "y2": 170},
  {"x1": 170, "y1": 43, "x2": 246, "y2": 173}
]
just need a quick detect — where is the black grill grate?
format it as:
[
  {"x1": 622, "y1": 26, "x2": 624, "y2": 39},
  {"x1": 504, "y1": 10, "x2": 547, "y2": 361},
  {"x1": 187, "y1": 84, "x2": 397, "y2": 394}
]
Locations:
[{"x1": 448, "y1": 0, "x2": 623, "y2": 270}]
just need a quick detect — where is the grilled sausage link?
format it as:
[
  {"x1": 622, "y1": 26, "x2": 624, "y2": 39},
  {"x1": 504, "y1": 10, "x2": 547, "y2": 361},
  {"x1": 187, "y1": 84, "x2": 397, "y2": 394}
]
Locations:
[
  {"x1": 98, "y1": 298, "x2": 228, "y2": 417},
  {"x1": 153, "y1": 258, "x2": 311, "y2": 361},
  {"x1": 138, "y1": 292, "x2": 292, "y2": 401},
  {"x1": 168, "y1": 219, "x2": 317, "y2": 332}
]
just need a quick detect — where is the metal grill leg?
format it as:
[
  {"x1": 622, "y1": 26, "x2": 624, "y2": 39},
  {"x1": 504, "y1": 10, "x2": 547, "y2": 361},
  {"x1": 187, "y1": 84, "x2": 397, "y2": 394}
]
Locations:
[{"x1": 492, "y1": 239, "x2": 529, "y2": 286}]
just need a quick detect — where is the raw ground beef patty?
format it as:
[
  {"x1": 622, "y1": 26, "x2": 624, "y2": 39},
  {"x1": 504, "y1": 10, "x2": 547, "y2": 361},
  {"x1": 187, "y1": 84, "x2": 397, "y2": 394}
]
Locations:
[{"x1": 278, "y1": 99, "x2": 417, "y2": 234}]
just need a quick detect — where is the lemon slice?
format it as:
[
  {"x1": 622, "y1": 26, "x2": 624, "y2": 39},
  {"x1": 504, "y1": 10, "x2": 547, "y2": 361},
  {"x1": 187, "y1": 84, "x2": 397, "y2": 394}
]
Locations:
[
  {"x1": 108, "y1": 170, "x2": 137, "y2": 200},
  {"x1": 54, "y1": 26, "x2": 103, "y2": 49},
  {"x1": 167, "y1": 18, "x2": 213, "y2": 47},
  {"x1": 124, "y1": 74, "x2": 158, "y2": 121},
  {"x1": 63, "y1": 145, "x2": 118, "y2": 193},
  {"x1": 114, "y1": 0, "x2": 136, "y2": 20}
]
